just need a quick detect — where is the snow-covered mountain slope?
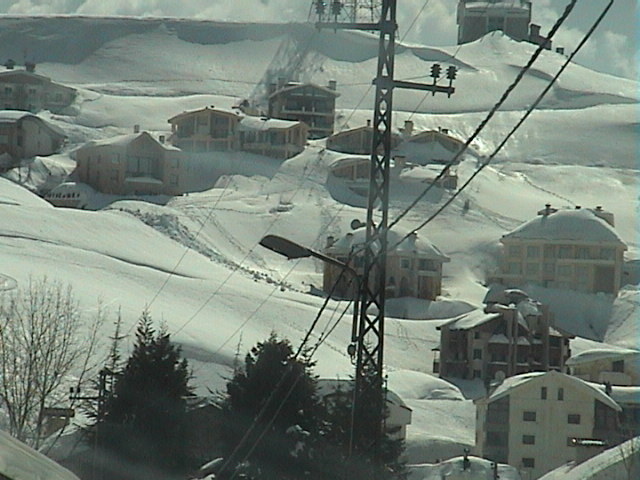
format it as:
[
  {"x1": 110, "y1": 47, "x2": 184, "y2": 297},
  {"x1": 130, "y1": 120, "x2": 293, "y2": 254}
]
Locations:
[{"x1": 0, "y1": 16, "x2": 637, "y2": 465}]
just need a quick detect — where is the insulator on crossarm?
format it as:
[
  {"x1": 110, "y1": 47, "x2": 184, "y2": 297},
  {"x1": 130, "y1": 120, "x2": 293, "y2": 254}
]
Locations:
[
  {"x1": 446, "y1": 65, "x2": 457, "y2": 80},
  {"x1": 331, "y1": 1, "x2": 342, "y2": 16},
  {"x1": 430, "y1": 63, "x2": 441, "y2": 80},
  {"x1": 316, "y1": 0, "x2": 326, "y2": 16}
]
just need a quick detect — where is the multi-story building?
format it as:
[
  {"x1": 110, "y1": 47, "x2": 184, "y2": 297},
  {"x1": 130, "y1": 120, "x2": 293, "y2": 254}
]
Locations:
[
  {"x1": 268, "y1": 80, "x2": 339, "y2": 139},
  {"x1": 495, "y1": 205, "x2": 627, "y2": 296},
  {"x1": 323, "y1": 226, "x2": 449, "y2": 301},
  {"x1": 0, "y1": 65, "x2": 76, "y2": 113},
  {"x1": 475, "y1": 370, "x2": 621, "y2": 479},
  {"x1": 435, "y1": 289, "x2": 572, "y2": 382},
  {"x1": 168, "y1": 106, "x2": 307, "y2": 159},
  {"x1": 567, "y1": 347, "x2": 640, "y2": 387},
  {"x1": 393, "y1": 122, "x2": 467, "y2": 166},
  {"x1": 74, "y1": 130, "x2": 184, "y2": 196},
  {"x1": 0, "y1": 110, "x2": 66, "y2": 161}
]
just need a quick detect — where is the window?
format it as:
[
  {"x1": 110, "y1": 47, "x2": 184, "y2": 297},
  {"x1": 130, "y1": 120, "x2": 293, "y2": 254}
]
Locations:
[
  {"x1": 474, "y1": 332, "x2": 481, "y2": 340},
  {"x1": 418, "y1": 259, "x2": 436, "y2": 271},
  {"x1": 473, "y1": 369, "x2": 481, "y2": 378},
  {"x1": 576, "y1": 247, "x2": 589, "y2": 259},
  {"x1": 473, "y1": 349, "x2": 482, "y2": 360},
  {"x1": 543, "y1": 245, "x2": 555, "y2": 258},
  {"x1": 508, "y1": 245, "x2": 521, "y2": 257},
  {"x1": 558, "y1": 246, "x2": 572, "y2": 258},
  {"x1": 558, "y1": 388, "x2": 564, "y2": 401},
  {"x1": 541, "y1": 387, "x2": 547, "y2": 400},
  {"x1": 507, "y1": 262, "x2": 521, "y2": 274},
  {"x1": 612, "y1": 360, "x2": 624, "y2": 373},
  {"x1": 526, "y1": 246, "x2": 540, "y2": 258},
  {"x1": 400, "y1": 258, "x2": 411, "y2": 269},
  {"x1": 568, "y1": 414, "x2": 581, "y2": 424},
  {"x1": 600, "y1": 247, "x2": 615, "y2": 260},
  {"x1": 544, "y1": 263, "x2": 555, "y2": 274},
  {"x1": 558, "y1": 265, "x2": 572, "y2": 277},
  {"x1": 3, "y1": 86, "x2": 11, "y2": 94},
  {"x1": 522, "y1": 458, "x2": 535, "y2": 468},
  {"x1": 487, "y1": 431, "x2": 508, "y2": 447},
  {"x1": 170, "y1": 174, "x2": 179, "y2": 186},
  {"x1": 523, "y1": 411, "x2": 536, "y2": 422},
  {"x1": 526, "y1": 263, "x2": 539, "y2": 275},
  {"x1": 522, "y1": 435, "x2": 535, "y2": 445}
]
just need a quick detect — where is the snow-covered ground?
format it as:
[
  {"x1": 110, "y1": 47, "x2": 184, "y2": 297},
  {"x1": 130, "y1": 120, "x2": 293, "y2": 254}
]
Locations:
[{"x1": 0, "y1": 16, "x2": 637, "y2": 476}]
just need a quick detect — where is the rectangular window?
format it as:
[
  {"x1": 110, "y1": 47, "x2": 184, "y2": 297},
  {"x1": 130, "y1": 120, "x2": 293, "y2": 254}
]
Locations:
[
  {"x1": 568, "y1": 414, "x2": 581, "y2": 424},
  {"x1": 522, "y1": 458, "x2": 535, "y2": 468},
  {"x1": 558, "y1": 265, "x2": 572, "y2": 277},
  {"x1": 400, "y1": 258, "x2": 411, "y2": 269},
  {"x1": 544, "y1": 263, "x2": 555, "y2": 274},
  {"x1": 558, "y1": 388, "x2": 564, "y2": 400},
  {"x1": 473, "y1": 349, "x2": 482, "y2": 360},
  {"x1": 508, "y1": 262, "x2": 521, "y2": 274},
  {"x1": 418, "y1": 259, "x2": 436, "y2": 271},
  {"x1": 576, "y1": 247, "x2": 589, "y2": 259},
  {"x1": 526, "y1": 246, "x2": 540, "y2": 258},
  {"x1": 544, "y1": 245, "x2": 555, "y2": 258},
  {"x1": 523, "y1": 411, "x2": 536, "y2": 422},
  {"x1": 526, "y1": 263, "x2": 539, "y2": 275},
  {"x1": 522, "y1": 435, "x2": 535, "y2": 445},
  {"x1": 170, "y1": 174, "x2": 179, "y2": 186},
  {"x1": 474, "y1": 331, "x2": 481, "y2": 340},
  {"x1": 600, "y1": 248, "x2": 615, "y2": 260},
  {"x1": 508, "y1": 245, "x2": 522, "y2": 257},
  {"x1": 558, "y1": 246, "x2": 572, "y2": 258},
  {"x1": 541, "y1": 387, "x2": 547, "y2": 400}
]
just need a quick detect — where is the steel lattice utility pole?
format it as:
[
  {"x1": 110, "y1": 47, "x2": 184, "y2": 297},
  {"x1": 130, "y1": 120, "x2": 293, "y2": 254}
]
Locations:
[{"x1": 314, "y1": 0, "x2": 455, "y2": 472}]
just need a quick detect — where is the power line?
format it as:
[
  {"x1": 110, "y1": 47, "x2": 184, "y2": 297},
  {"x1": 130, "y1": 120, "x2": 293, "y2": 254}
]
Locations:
[
  {"x1": 387, "y1": 0, "x2": 613, "y2": 254},
  {"x1": 388, "y1": 0, "x2": 578, "y2": 231}
]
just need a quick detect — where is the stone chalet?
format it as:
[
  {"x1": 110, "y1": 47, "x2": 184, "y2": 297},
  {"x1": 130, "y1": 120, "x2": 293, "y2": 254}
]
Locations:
[
  {"x1": 475, "y1": 370, "x2": 621, "y2": 479},
  {"x1": 317, "y1": 379, "x2": 412, "y2": 442},
  {"x1": 495, "y1": 205, "x2": 627, "y2": 296},
  {"x1": 326, "y1": 120, "x2": 401, "y2": 155},
  {"x1": 0, "y1": 110, "x2": 66, "y2": 162},
  {"x1": 74, "y1": 130, "x2": 184, "y2": 196},
  {"x1": 167, "y1": 106, "x2": 308, "y2": 160},
  {"x1": 435, "y1": 289, "x2": 572, "y2": 383},
  {"x1": 268, "y1": 80, "x2": 339, "y2": 139},
  {"x1": 323, "y1": 227, "x2": 449, "y2": 301},
  {"x1": 392, "y1": 121, "x2": 468, "y2": 166},
  {"x1": 567, "y1": 347, "x2": 640, "y2": 387},
  {"x1": 0, "y1": 65, "x2": 77, "y2": 113}
]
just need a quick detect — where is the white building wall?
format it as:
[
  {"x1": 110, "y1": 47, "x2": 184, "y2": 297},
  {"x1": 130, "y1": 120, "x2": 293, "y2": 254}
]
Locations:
[{"x1": 507, "y1": 376, "x2": 597, "y2": 479}]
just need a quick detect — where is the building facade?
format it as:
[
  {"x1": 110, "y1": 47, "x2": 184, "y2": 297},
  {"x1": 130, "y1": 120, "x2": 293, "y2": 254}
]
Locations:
[
  {"x1": 168, "y1": 106, "x2": 307, "y2": 160},
  {"x1": 392, "y1": 122, "x2": 468, "y2": 166},
  {"x1": 268, "y1": 80, "x2": 339, "y2": 139},
  {"x1": 75, "y1": 131, "x2": 184, "y2": 196},
  {"x1": 475, "y1": 371, "x2": 621, "y2": 479},
  {"x1": 495, "y1": 205, "x2": 627, "y2": 296},
  {"x1": 323, "y1": 227, "x2": 449, "y2": 301},
  {"x1": 567, "y1": 348, "x2": 640, "y2": 387},
  {"x1": 0, "y1": 110, "x2": 66, "y2": 160},
  {"x1": 326, "y1": 121, "x2": 401, "y2": 155},
  {"x1": 457, "y1": 0, "x2": 531, "y2": 44},
  {"x1": 435, "y1": 290, "x2": 572, "y2": 382},
  {"x1": 0, "y1": 67, "x2": 77, "y2": 113}
]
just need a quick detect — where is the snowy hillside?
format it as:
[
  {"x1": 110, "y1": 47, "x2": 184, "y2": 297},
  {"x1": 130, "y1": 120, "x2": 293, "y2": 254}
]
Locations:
[{"x1": 0, "y1": 15, "x2": 637, "y2": 469}]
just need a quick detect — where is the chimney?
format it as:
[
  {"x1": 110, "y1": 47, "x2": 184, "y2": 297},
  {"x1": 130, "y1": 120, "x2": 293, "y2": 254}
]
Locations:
[
  {"x1": 591, "y1": 206, "x2": 615, "y2": 227},
  {"x1": 158, "y1": 135, "x2": 165, "y2": 144},
  {"x1": 25, "y1": 61, "x2": 36, "y2": 73},
  {"x1": 537, "y1": 203, "x2": 557, "y2": 216},
  {"x1": 403, "y1": 120, "x2": 414, "y2": 138},
  {"x1": 326, "y1": 235, "x2": 335, "y2": 248},
  {"x1": 529, "y1": 23, "x2": 541, "y2": 37},
  {"x1": 4, "y1": 59, "x2": 15, "y2": 70},
  {"x1": 328, "y1": 80, "x2": 337, "y2": 90},
  {"x1": 556, "y1": 47, "x2": 565, "y2": 55},
  {"x1": 366, "y1": 119, "x2": 371, "y2": 127},
  {"x1": 133, "y1": 124, "x2": 140, "y2": 134}
]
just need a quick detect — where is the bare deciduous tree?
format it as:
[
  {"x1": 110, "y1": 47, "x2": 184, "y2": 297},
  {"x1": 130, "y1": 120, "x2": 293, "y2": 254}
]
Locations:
[{"x1": 0, "y1": 276, "x2": 104, "y2": 446}]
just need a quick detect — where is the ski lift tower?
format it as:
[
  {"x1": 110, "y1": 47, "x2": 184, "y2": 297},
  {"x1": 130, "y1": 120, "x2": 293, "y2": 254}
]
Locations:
[{"x1": 313, "y1": 0, "x2": 456, "y2": 472}]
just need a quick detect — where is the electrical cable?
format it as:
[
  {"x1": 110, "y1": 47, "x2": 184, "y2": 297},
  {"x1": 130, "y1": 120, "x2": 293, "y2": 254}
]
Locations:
[
  {"x1": 387, "y1": 0, "x2": 578, "y2": 232},
  {"x1": 387, "y1": 0, "x2": 614, "y2": 254}
]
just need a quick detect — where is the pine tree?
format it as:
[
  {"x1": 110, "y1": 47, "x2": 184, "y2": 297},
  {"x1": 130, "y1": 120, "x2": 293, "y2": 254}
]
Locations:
[
  {"x1": 99, "y1": 311, "x2": 192, "y2": 474},
  {"x1": 219, "y1": 333, "x2": 319, "y2": 479}
]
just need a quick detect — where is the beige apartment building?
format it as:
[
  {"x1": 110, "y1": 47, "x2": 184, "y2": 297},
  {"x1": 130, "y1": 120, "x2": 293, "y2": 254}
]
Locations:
[
  {"x1": 0, "y1": 110, "x2": 66, "y2": 160},
  {"x1": 323, "y1": 227, "x2": 449, "y2": 301},
  {"x1": 475, "y1": 370, "x2": 621, "y2": 479},
  {"x1": 75, "y1": 131, "x2": 184, "y2": 196},
  {"x1": 567, "y1": 348, "x2": 640, "y2": 387},
  {"x1": 268, "y1": 80, "x2": 339, "y2": 139},
  {"x1": 0, "y1": 66, "x2": 76, "y2": 113},
  {"x1": 496, "y1": 205, "x2": 627, "y2": 296}
]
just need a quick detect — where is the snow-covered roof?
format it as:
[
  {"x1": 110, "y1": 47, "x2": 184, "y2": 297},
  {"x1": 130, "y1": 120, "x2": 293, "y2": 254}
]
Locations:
[
  {"x1": 167, "y1": 105, "x2": 241, "y2": 123},
  {"x1": 0, "y1": 110, "x2": 34, "y2": 122},
  {"x1": 439, "y1": 309, "x2": 501, "y2": 331},
  {"x1": 80, "y1": 132, "x2": 180, "y2": 151},
  {"x1": 238, "y1": 116, "x2": 302, "y2": 131},
  {"x1": 326, "y1": 226, "x2": 449, "y2": 261},
  {"x1": 269, "y1": 82, "x2": 340, "y2": 98},
  {"x1": 317, "y1": 378, "x2": 410, "y2": 411},
  {"x1": 566, "y1": 347, "x2": 640, "y2": 366},
  {"x1": 503, "y1": 209, "x2": 626, "y2": 245},
  {"x1": 488, "y1": 371, "x2": 621, "y2": 411},
  {"x1": 0, "y1": 429, "x2": 81, "y2": 480}
]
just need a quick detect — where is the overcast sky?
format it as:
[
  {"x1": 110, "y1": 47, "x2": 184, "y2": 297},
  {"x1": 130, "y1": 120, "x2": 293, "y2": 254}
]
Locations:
[{"x1": 0, "y1": 0, "x2": 636, "y2": 80}]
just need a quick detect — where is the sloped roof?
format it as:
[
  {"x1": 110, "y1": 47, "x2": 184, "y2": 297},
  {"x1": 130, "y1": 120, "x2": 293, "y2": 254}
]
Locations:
[
  {"x1": 317, "y1": 378, "x2": 411, "y2": 412},
  {"x1": 566, "y1": 347, "x2": 640, "y2": 366},
  {"x1": 326, "y1": 226, "x2": 449, "y2": 261},
  {"x1": 502, "y1": 209, "x2": 626, "y2": 246},
  {"x1": 488, "y1": 370, "x2": 621, "y2": 411},
  {"x1": 167, "y1": 105, "x2": 241, "y2": 123},
  {"x1": 0, "y1": 110, "x2": 66, "y2": 137},
  {"x1": 239, "y1": 116, "x2": 302, "y2": 131},
  {"x1": 78, "y1": 132, "x2": 180, "y2": 151},
  {"x1": 268, "y1": 82, "x2": 340, "y2": 99},
  {"x1": 438, "y1": 309, "x2": 501, "y2": 331}
]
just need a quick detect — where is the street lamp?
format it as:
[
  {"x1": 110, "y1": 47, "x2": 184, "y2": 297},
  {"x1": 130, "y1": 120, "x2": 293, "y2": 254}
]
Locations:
[{"x1": 259, "y1": 234, "x2": 360, "y2": 355}]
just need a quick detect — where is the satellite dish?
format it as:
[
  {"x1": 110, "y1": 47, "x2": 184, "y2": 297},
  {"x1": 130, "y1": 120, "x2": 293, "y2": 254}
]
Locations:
[{"x1": 350, "y1": 219, "x2": 365, "y2": 230}]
